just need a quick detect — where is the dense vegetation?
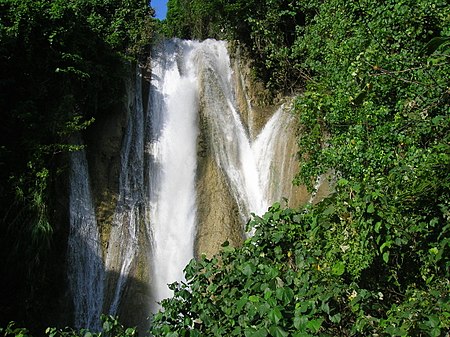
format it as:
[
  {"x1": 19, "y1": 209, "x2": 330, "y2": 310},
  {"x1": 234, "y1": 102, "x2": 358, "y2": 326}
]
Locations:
[
  {"x1": 0, "y1": 0, "x2": 154, "y2": 330},
  {"x1": 155, "y1": 0, "x2": 450, "y2": 336},
  {"x1": 1, "y1": 0, "x2": 449, "y2": 336}
]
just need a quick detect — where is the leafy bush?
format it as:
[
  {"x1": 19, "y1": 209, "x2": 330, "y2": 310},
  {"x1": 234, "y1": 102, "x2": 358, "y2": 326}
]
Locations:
[
  {"x1": 1, "y1": 316, "x2": 136, "y2": 337},
  {"x1": 158, "y1": 0, "x2": 449, "y2": 336},
  {"x1": 164, "y1": 0, "x2": 316, "y2": 90},
  {"x1": 151, "y1": 203, "x2": 449, "y2": 336}
]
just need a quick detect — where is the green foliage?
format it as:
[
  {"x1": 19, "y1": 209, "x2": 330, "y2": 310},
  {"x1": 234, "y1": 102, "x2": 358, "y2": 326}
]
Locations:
[
  {"x1": 163, "y1": 0, "x2": 223, "y2": 39},
  {"x1": 0, "y1": 0, "x2": 154, "y2": 240},
  {"x1": 0, "y1": 0, "x2": 155, "y2": 328},
  {"x1": 1, "y1": 0, "x2": 447, "y2": 335},
  {"x1": 0, "y1": 322, "x2": 32, "y2": 337},
  {"x1": 293, "y1": 0, "x2": 449, "y2": 184},
  {"x1": 292, "y1": 0, "x2": 450, "y2": 294},
  {"x1": 151, "y1": 203, "x2": 450, "y2": 336},
  {"x1": 156, "y1": 1, "x2": 449, "y2": 335},
  {"x1": 164, "y1": 0, "x2": 316, "y2": 90},
  {"x1": 1, "y1": 316, "x2": 136, "y2": 337}
]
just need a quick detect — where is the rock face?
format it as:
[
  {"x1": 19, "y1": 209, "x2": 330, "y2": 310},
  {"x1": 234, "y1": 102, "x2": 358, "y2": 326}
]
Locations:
[
  {"x1": 231, "y1": 44, "x2": 275, "y2": 138},
  {"x1": 195, "y1": 110, "x2": 244, "y2": 258},
  {"x1": 68, "y1": 42, "x2": 331, "y2": 330},
  {"x1": 83, "y1": 69, "x2": 151, "y2": 332},
  {"x1": 230, "y1": 44, "x2": 316, "y2": 208},
  {"x1": 84, "y1": 87, "x2": 126, "y2": 253}
]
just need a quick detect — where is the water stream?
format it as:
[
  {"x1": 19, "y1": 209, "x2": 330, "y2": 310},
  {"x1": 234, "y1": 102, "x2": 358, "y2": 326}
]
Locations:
[
  {"x1": 67, "y1": 143, "x2": 104, "y2": 330},
  {"x1": 68, "y1": 38, "x2": 299, "y2": 324},
  {"x1": 147, "y1": 39, "x2": 200, "y2": 307},
  {"x1": 104, "y1": 68, "x2": 146, "y2": 316}
]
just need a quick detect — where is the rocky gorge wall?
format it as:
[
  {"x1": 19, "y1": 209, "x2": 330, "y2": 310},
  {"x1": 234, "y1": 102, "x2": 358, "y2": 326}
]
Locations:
[
  {"x1": 73, "y1": 41, "x2": 330, "y2": 330},
  {"x1": 193, "y1": 44, "x2": 316, "y2": 258}
]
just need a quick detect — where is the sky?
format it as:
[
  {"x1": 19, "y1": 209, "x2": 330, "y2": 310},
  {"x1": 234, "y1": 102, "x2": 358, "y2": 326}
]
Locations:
[{"x1": 152, "y1": 0, "x2": 168, "y2": 20}]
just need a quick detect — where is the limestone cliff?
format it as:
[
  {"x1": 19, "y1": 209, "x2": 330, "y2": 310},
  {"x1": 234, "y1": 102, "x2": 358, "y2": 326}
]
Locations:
[
  {"x1": 195, "y1": 108, "x2": 243, "y2": 258},
  {"x1": 71, "y1": 42, "x2": 331, "y2": 330},
  {"x1": 230, "y1": 43, "x2": 317, "y2": 208},
  {"x1": 84, "y1": 67, "x2": 151, "y2": 332},
  {"x1": 193, "y1": 42, "x2": 329, "y2": 259}
]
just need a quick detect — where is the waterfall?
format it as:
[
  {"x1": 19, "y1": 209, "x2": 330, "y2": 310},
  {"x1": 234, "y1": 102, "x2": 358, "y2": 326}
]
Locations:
[
  {"x1": 147, "y1": 39, "x2": 297, "y2": 307},
  {"x1": 104, "y1": 68, "x2": 146, "y2": 316},
  {"x1": 253, "y1": 105, "x2": 297, "y2": 204},
  {"x1": 67, "y1": 38, "x2": 303, "y2": 324},
  {"x1": 148, "y1": 39, "x2": 200, "y2": 307},
  {"x1": 198, "y1": 40, "x2": 267, "y2": 221},
  {"x1": 67, "y1": 144, "x2": 104, "y2": 331}
]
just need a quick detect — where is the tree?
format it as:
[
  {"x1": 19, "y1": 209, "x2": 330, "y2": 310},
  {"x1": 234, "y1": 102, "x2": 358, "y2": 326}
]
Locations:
[{"x1": 0, "y1": 0, "x2": 155, "y2": 329}]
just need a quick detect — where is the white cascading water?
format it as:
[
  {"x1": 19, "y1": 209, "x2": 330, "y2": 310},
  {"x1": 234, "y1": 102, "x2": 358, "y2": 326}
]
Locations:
[
  {"x1": 68, "y1": 38, "x2": 299, "y2": 321},
  {"x1": 148, "y1": 39, "x2": 200, "y2": 307},
  {"x1": 252, "y1": 105, "x2": 296, "y2": 204},
  {"x1": 67, "y1": 143, "x2": 104, "y2": 331},
  {"x1": 147, "y1": 39, "x2": 295, "y2": 308},
  {"x1": 198, "y1": 40, "x2": 267, "y2": 220}
]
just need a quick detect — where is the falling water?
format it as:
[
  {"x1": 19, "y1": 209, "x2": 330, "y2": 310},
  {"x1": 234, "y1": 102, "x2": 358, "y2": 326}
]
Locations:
[
  {"x1": 147, "y1": 39, "x2": 297, "y2": 307},
  {"x1": 196, "y1": 41, "x2": 297, "y2": 220},
  {"x1": 67, "y1": 143, "x2": 104, "y2": 330},
  {"x1": 198, "y1": 40, "x2": 267, "y2": 220},
  {"x1": 252, "y1": 105, "x2": 297, "y2": 204},
  {"x1": 104, "y1": 68, "x2": 146, "y2": 315},
  {"x1": 68, "y1": 38, "x2": 302, "y2": 322},
  {"x1": 148, "y1": 39, "x2": 200, "y2": 307}
]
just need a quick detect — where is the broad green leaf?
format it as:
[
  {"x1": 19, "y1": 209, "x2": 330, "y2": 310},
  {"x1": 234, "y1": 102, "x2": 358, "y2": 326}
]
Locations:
[
  {"x1": 264, "y1": 288, "x2": 273, "y2": 300},
  {"x1": 232, "y1": 327, "x2": 242, "y2": 336},
  {"x1": 337, "y1": 178, "x2": 349, "y2": 186},
  {"x1": 294, "y1": 315, "x2": 306, "y2": 329},
  {"x1": 329, "y1": 313, "x2": 341, "y2": 323},
  {"x1": 320, "y1": 301, "x2": 330, "y2": 314},
  {"x1": 383, "y1": 251, "x2": 390, "y2": 263},
  {"x1": 258, "y1": 303, "x2": 270, "y2": 315},
  {"x1": 237, "y1": 296, "x2": 248, "y2": 311},
  {"x1": 297, "y1": 301, "x2": 309, "y2": 313},
  {"x1": 268, "y1": 326, "x2": 288, "y2": 337},
  {"x1": 268, "y1": 307, "x2": 283, "y2": 324},
  {"x1": 375, "y1": 221, "x2": 382, "y2": 233},
  {"x1": 125, "y1": 328, "x2": 135, "y2": 335},
  {"x1": 222, "y1": 245, "x2": 235, "y2": 254},
  {"x1": 427, "y1": 315, "x2": 440, "y2": 328},
  {"x1": 249, "y1": 295, "x2": 260, "y2": 303},
  {"x1": 102, "y1": 320, "x2": 112, "y2": 332},
  {"x1": 189, "y1": 330, "x2": 200, "y2": 337},
  {"x1": 241, "y1": 263, "x2": 255, "y2": 276},
  {"x1": 306, "y1": 318, "x2": 323, "y2": 333},
  {"x1": 332, "y1": 261, "x2": 345, "y2": 276},
  {"x1": 244, "y1": 327, "x2": 268, "y2": 337},
  {"x1": 275, "y1": 287, "x2": 293, "y2": 304}
]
